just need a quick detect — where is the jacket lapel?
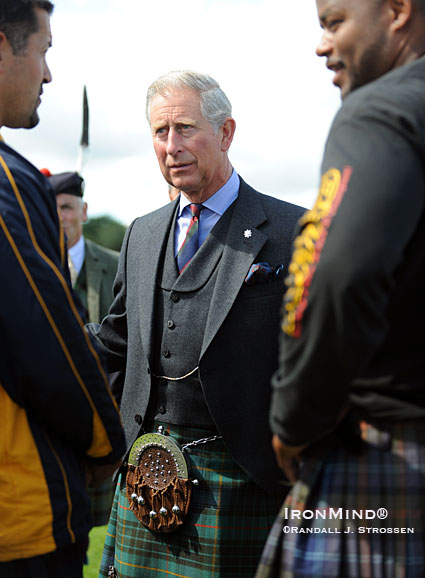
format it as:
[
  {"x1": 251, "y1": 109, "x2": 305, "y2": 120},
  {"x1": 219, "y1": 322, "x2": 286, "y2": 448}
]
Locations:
[
  {"x1": 171, "y1": 207, "x2": 230, "y2": 292},
  {"x1": 201, "y1": 179, "x2": 268, "y2": 358}
]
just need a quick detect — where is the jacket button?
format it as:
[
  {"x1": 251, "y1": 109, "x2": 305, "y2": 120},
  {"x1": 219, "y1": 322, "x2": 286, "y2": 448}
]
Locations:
[
  {"x1": 167, "y1": 320, "x2": 175, "y2": 329},
  {"x1": 158, "y1": 406, "x2": 166, "y2": 415},
  {"x1": 170, "y1": 292, "x2": 180, "y2": 303},
  {"x1": 134, "y1": 414, "x2": 143, "y2": 425},
  {"x1": 162, "y1": 349, "x2": 171, "y2": 358}
]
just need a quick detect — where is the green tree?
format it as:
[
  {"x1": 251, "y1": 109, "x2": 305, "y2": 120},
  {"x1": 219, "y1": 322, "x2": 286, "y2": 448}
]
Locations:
[{"x1": 83, "y1": 215, "x2": 126, "y2": 252}]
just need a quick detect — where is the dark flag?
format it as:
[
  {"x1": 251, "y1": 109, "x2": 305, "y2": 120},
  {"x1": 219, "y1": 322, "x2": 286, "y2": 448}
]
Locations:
[
  {"x1": 80, "y1": 85, "x2": 89, "y2": 148},
  {"x1": 77, "y1": 85, "x2": 89, "y2": 172}
]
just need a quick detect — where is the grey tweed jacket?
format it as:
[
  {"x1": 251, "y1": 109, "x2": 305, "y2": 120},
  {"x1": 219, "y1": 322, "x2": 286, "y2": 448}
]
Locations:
[
  {"x1": 83, "y1": 238, "x2": 119, "y2": 323},
  {"x1": 88, "y1": 177, "x2": 304, "y2": 493}
]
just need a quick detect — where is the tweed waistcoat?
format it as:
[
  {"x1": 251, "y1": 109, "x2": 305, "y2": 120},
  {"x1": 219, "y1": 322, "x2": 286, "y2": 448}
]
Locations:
[{"x1": 146, "y1": 205, "x2": 235, "y2": 429}]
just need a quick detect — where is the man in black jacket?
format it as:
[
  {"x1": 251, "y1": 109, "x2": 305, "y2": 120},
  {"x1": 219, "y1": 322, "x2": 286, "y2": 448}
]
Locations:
[{"x1": 257, "y1": 1, "x2": 425, "y2": 577}]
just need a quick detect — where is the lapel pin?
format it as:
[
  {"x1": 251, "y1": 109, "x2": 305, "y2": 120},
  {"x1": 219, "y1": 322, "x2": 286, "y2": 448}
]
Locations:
[{"x1": 244, "y1": 229, "x2": 252, "y2": 239}]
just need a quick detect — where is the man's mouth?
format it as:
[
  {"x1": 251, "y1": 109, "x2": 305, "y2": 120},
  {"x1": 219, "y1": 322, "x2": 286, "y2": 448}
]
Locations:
[
  {"x1": 169, "y1": 163, "x2": 192, "y2": 171},
  {"x1": 327, "y1": 61, "x2": 345, "y2": 87}
]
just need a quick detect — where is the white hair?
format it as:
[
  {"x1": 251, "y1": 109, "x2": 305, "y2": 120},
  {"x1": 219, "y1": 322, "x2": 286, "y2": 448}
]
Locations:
[{"x1": 146, "y1": 70, "x2": 232, "y2": 133}]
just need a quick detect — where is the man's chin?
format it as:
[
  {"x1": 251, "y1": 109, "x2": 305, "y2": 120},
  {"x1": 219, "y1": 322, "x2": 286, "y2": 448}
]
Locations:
[
  {"x1": 26, "y1": 112, "x2": 40, "y2": 129},
  {"x1": 5, "y1": 112, "x2": 40, "y2": 130},
  {"x1": 169, "y1": 179, "x2": 193, "y2": 193},
  {"x1": 21, "y1": 108, "x2": 40, "y2": 129}
]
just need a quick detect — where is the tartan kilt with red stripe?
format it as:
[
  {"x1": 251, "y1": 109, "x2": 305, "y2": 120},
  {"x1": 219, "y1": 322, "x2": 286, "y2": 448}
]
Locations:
[
  {"x1": 255, "y1": 419, "x2": 425, "y2": 578},
  {"x1": 99, "y1": 421, "x2": 285, "y2": 578}
]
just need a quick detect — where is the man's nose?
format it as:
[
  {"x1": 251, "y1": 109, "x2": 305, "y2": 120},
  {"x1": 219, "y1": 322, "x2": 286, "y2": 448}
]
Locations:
[
  {"x1": 44, "y1": 61, "x2": 52, "y2": 84},
  {"x1": 166, "y1": 128, "x2": 183, "y2": 155},
  {"x1": 316, "y1": 30, "x2": 333, "y2": 57}
]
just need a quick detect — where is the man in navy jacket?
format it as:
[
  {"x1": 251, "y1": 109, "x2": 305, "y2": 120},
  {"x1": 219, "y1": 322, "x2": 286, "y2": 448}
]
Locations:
[{"x1": 0, "y1": 2, "x2": 125, "y2": 576}]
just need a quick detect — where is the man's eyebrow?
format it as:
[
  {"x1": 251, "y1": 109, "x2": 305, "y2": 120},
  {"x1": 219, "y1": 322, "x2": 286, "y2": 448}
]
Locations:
[{"x1": 318, "y1": 8, "x2": 330, "y2": 25}]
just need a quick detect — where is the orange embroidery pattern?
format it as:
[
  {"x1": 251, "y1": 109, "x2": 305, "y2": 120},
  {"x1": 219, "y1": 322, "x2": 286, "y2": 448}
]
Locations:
[{"x1": 283, "y1": 166, "x2": 353, "y2": 337}]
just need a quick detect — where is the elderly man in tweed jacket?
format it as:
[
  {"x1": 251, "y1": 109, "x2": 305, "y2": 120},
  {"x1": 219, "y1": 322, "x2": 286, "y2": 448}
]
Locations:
[{"x1": 89, "y1": 70, "x2": 304, "y2": 578}]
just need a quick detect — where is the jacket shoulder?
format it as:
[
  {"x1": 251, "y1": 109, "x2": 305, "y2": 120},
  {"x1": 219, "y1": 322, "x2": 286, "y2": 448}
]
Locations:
[
  {"x1": 85, "y1": 238, "x2": 119, "y2": 264},
  {"x1": 127, "y1": 200, "x2": 177, "y2": 237},
  {"x1": 0, "y1": 141, "x2": 55, "y2": 202},
  {"x1": 239, "y1": 177, "x2": 305, "y2": 220},
  {"x1": 259, "y1": 190, "x2": 305, "y2": 218}
]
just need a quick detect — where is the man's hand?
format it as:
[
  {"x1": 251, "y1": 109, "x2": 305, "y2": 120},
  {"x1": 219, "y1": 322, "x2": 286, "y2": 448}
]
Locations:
[
  {"x1": 85, "y1": 458, "x2": 122, "y2": 488},
  {"x1": 272, "y1": 434, "x2": 308, "y2": 483}
]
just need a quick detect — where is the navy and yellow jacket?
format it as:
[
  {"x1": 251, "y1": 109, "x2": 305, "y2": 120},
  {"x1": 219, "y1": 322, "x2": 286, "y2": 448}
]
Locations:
[{"x1": 0, "y1": 139, "x2": 125, "y2": 561}]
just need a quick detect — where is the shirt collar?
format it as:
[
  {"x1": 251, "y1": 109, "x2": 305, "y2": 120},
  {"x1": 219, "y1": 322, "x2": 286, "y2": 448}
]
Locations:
[
  {"x1": 178, "y1": 169, "x2": 240, "y2": 216},
  {"x1": 68, "y1": 234, "x2": 85, "y2": 273}
]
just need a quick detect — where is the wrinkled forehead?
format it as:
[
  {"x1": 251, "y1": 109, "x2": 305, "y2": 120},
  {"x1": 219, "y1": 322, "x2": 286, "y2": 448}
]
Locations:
[
  {"x1": 150, "y1": 88, "x2": 203, "y2": 123},
  {"x1": 56, "y1": 193, "x2": 84, "y2": 208}
]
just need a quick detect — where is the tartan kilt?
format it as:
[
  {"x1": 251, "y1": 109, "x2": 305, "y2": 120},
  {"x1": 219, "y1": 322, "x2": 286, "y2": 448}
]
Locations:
[
  {"x1": 255, "y1": 419, "x2": 425, "y2": 578},
  {"x1": 100, "y1": 420, "x2": 285, "y2": 578},
  {"x1": 87, "y1": 479, "x2": 114, "y2": 527}
]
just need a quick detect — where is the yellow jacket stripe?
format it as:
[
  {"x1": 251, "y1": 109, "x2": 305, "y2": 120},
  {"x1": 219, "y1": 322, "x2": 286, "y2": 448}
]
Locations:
[{"x1": 0, "y1": 155, "x2": 121, "y2": 457}]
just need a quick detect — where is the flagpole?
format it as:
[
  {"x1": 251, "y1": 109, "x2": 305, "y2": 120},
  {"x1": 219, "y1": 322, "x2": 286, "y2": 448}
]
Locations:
[{"x1": 76, "y1": 85, "x2": 89, "y2": 174}]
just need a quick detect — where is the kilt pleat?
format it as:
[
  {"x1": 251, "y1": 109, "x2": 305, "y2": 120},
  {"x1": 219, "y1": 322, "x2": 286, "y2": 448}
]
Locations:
[
  {"x1": 99, "y1": 421, "x2": 284, "y2": 578},
  {"x1": 255, "y1": 419, "x2": 425, "y2": 578}
]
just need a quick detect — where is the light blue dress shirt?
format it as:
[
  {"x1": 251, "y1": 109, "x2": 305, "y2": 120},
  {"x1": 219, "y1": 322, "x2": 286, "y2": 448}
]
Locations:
[
  {"x1": 68, "y1": 234, "x2": 85, "y2": 276},
  {"x1": 175, "y1": 169, "x2": 240, "y2": 255}
]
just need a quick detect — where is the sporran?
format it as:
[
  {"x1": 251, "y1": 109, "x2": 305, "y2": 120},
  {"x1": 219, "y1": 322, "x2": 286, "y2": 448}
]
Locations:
[{"x1": 125, "y1": 428, "x2": 193, "y2": 533}]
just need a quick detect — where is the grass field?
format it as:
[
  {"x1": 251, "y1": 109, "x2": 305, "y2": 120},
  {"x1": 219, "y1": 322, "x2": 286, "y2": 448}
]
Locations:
[{"x1": 84, "y1": 525, "x2": 108, "y2": 578}]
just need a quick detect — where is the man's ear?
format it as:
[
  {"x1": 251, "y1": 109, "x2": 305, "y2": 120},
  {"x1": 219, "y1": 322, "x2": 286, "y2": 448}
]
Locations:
[
  {"x1": 220, "y1": 118, "x2": 236, "y2": 152},
  {"x1": 388, "y1": 0, "x2": 413, "y2": 31},
  {"x1": 82, "y1": 202, "x2": 88, "y2": 224},
  {"x1": 0, "y1": 32, "x2": 7, "y2": 68}
]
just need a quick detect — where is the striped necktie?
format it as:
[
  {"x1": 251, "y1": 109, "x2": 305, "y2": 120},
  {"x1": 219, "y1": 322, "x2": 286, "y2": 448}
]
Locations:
[{"x1": 177, "y1": 203, "x2": 203, "y2": 273}]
